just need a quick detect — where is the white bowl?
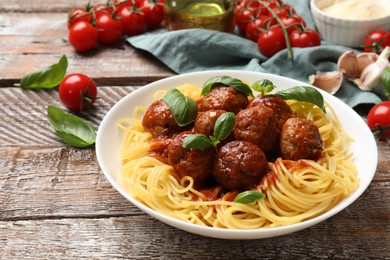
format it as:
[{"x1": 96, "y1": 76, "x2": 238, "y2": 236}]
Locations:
[
  {"x1": 96, "y1": 70, "x2": 378, "y2": 239},
  {"x1": 311, "y1": 0, "x2": 390, "y2": 47}
]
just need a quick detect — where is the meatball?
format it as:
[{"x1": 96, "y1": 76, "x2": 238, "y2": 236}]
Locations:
[
  {"x1": 213, "y1": 141, "x2": 268, "y2": 190},
  {"x1": 167, "y1": 131, "x2": 215, "y2": 188},
  {"x1": 280, "y1": 118, "x2": 323, "y2": 161},
  {"x1": 234, "y1": 105, "x2": 280, "y2": 155},
  {"x1": 198, "y1": 84, "x2": 248, "y2": 114},
  {"x1": 142, "y1": 99, "x2": 181, "y2": 138},
  {"x1": 193, "y1": 110, "x2": 226, "y2": 136},
  {"x1": 249, "y1": 95, "x2": 295, "y2": 130}
]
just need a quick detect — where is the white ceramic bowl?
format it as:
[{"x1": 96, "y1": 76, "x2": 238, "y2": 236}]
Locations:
[
  {"x1": 311, "y1": 0, "x2": 390, "y2": 47},
  {"x1": 96, "y1": 70, "x2": 378, "y2": 239}
]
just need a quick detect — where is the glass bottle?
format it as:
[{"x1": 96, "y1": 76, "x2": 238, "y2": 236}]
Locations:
[{"x1": 164, "y1": 0, "x2": 236, "y2": 33}]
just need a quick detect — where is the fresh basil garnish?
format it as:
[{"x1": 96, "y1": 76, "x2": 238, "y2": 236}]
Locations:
[
  {"x1": 276, "y1": 86, "x2": 325, "y2": 113},
  {"x1": 183, "y1": 112, "x2": 236, "y2": 150},
  {"x1": 162, "y1": 88, "x2": 198, "y2": 127},
  {"x1": 15, "y1": 55, "x2": 68, "y2": 89},
  {"x1": 213, "y1": 112, "x2": 235, "y2": 142},
  {"x1": 234, "y1": 191, "x2": 265, "y2": 204},
  {"x1": 202, "y1": 75, "x2": 254, "y2": 97},
  {"x1": 251, "y1": 79, "x2": 276, "y2": 96},
  {"x1": 380, "y1": 67, "x2": 390, "y2": 99},
  {"x1": 47, "y1": 105, "x2": 96, "y2": 148},
  {"x1": 182, "y1": 134, "x2": 214, "y2": 151}
]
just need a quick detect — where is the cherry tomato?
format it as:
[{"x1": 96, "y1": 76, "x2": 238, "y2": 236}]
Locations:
[
  {"x1": 117, "y1": 6, "x2": 146, "y2": 36},
  {"x1": 67, "y1": 8, "x2": 91, "y2": 29},
  {"x1": 367, "y1": 101, "x2": 390, "y2": 141},
  {"x1": 142, "y1": 0, "x2": 164, "y2": 29},
  {"x1": 364, "y1": 30, "x2": 390, "y2": 54},
  {"x1": 280, "y1": 15, "x2": 306, "y2": 34},
  {"x1": 69, "y1": 21, "x2": 98, "y2": 52},
  {"x1": 245, "y1": 15, "x2": 275, "y2": 42},
  {"x1": 289, "y1": 28, "x2": 321, "y2": 48},
  {"x1": 257, "y1": 26, "x2": 286, "y2": 57},
  {"x1": 95, "y1": 13, "x2": 123, "y2": 44},
  {"x1": 59, "y1": 73, "x2": 98, "y2": 111},
  {"x1": 114, "y1": 0, "x2": 144, "y2": 9},
  {"x1": 235, "y1": 4, "x2": 254, "y2": 34},
  {"x1": 274, "y1": 4, "x2": 296, "y2": 17},
  {"x1": 93, "y1": 4, "x2": 114, "y2": 18}
]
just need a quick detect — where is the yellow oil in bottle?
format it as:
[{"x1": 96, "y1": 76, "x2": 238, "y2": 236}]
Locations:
[{"x1": 164, "y1": 0, "x2": 236, "y2": 32}]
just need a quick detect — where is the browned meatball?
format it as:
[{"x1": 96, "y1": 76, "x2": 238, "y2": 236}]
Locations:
[
  {"x1": 198, "y1": 84, "x2": 249, "y2": 114},
  {"x1": 213, "y1": 141, "x2": 268, "y2": 190},
  {"x1": 142, "y1": 99, "x2": 181, "y2": 138},
  {"x1": 249, "y1": 95, "x2": 295, "y2": 130},
  {"x1": 193, "y1": 110, "x2": 226, "y2": 136},
  {"x1": 280, "y1": 118, "x2": 323, "y2": 161},
  {"x1": 234, "y1": 105, "x2": 280, "y2": 155},
  {"x1": 167, "y1": 131, "x2": 215, "y2": 188}
]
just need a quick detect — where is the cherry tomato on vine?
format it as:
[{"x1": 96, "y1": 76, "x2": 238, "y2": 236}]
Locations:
[
  {"x1": 95, "y1": 13, "x2": 123, "y2": 44},
  {"x1": 67, "y1": 8, "x2": 91, "y2": 29},
  {"x1": 289, "y1": 28, "x2": 321, "y2": 48},
  {"x1": 93, "y1": 4, "x2": 114, "y2": 18},
  {"x1": 142, "y1": 0, "x2": 165, "y2": 28},
  {"x1": 367, "y1": 101, "x2": 390, "y2": 142},
  {"x1": 114, "y1": 0, "x2": 144, "y2": 9},
  {"x1": 245, "y1": 15, "x2": 275, "y2": 42},
  {"x1": 235, "y1": 4, "x2": 254, "y2": 34},
  {"x1": 363, "y1": 30, "x2": 390, "y2": 54},
  {"x1": 280, "y1": 15, "x2": 306, "y2": 34},
  {"x1": 69, "y1": 21, "x2": 98, "y2": 52},
  {"x1": 59, "y1": 73, "x2": 98, "y2": 111},
  {"x1": 257, "y1": 26, "x2": 286, "y2": 57},
  {"x1": 117, "y1": 6, "x2": 146, "y2": 36}
]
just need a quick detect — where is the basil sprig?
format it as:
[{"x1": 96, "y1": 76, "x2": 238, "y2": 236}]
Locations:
[
  {"x1": 15, "y1": 55, "x2": 68, "y2": 89},
  {"x1": 183, "y1": 112, "x2": 236, "y2": 150},
  {"x1": 47, "y1": 105, "x2": 96, "y2": 148},
  {"x1": 275, "y1": 86, "x2": 325, "y2": 113},
  {"x1": 234, "y1": 191, "x2": 265, "y2": 204},
  {"x1": 251, "y1": 79, "x2": 276, "y2": 96},
  {"x1": 163, "y1": 88, "x2": 198, "y2": 127},
  {"x1": 380, "y1": 67, "x2": 390, "y2": 99},
  {"x1": 202, "y1": 75, "x2": 254, "y2": 97}
]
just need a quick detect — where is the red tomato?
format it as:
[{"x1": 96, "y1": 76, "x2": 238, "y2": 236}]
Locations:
[
  {"x1": 257, "y1": 26, "x2": 286, "y2": 57},
  {"x1": 67, "y1": 8, "x2": 91, "y2": 29},
  {"x1": 289, "y1": 28, "x2": 321, "y2": 48},
  {"x1": 364, "y1": 30, "x2": 390, "y2": 54},
  {"x1": 142, "y1": 0, "x2": 164, "y2": 28},
  {"x1": 93, "y1": 4, "x2": 114, "y2": 18},
  {"x1": 235, "y1": 4, "x2": 254, "y2": 34},
  {"x1": 68, "y1": 21, "x2": 98, "y2": 52},
  {"x1": 245, "y1": 15, "x2": 275, "y2": 42},
  {"x1": 367, "y1": 101, "x2": 390, "y2": 141},
  {"x1": 280, "y1": 15, "x2": 306, "y2": 34},
  {"x1": 59, "y1": 74, "x2": 98, "y2": 111},
  {"x1": 114, "y1": 0, "x2": 144, "y2": 9},
  {"x1": 117, "y1": 6, "x2": 146, "y2": 36},
  {"x1": 95, "y1": 13, "x2": 123, "y2": 44},
  {"x1": 274, "y1": 4, "x2": 296, "y2": 17}
]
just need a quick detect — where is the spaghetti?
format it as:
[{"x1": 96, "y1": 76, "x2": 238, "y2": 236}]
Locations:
[{"x1": 118, "y1": 84, "x2": 359, "y2": 229}]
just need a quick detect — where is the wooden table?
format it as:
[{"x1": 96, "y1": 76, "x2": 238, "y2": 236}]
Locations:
[{"x1": 1, "y1": 1, "x2": 389, "y2": 259}]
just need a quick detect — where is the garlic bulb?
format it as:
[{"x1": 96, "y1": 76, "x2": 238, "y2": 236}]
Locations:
[
  {"x1": 338, "y1": 51, "x2": 378, "y2": 80},
  {"x1": 309, "y1": 71, "x2": 343, "y2": 94}
]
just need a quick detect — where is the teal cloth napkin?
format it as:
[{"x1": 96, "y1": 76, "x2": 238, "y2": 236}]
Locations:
[{"x1": 126, "y1": 0, "x2": 383, "y2": 108}]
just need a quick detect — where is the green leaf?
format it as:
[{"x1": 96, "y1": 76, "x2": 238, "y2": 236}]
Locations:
[
  {"x1": 47, "y1": 105, "x2": 96, "y2": 148},
  {"x1": 276, "y1": 86, "x2": 326, "y2": 113},
  {"x1": 213, "y1": 112, "x2": 235, "y2": 142},
  {"x1": 15, "y1": 55, "x2": 68, "y2": 89},
  {"x1": 201, "y1": 75, "x2": 253, "y2": 97},
  {"x1": 163, "y1": 88, "x2": 198, "y2": 127},
  {"x1": 380, "y1": 67, "x2": 390, "y2": 100},
  {"x1": 182, "y1": 134, "x2": 214, "y2": 151},
  {"x1": 234, "y1": 191, "x2": 265, "y2": 204},
  {"x1": 251, "y1": 79, "x2": 276, "y2": 96}
]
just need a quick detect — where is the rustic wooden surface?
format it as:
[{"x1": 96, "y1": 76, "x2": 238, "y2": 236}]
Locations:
[{"x1": 0, "y1": 1, "x2": 389, "y2": 259}]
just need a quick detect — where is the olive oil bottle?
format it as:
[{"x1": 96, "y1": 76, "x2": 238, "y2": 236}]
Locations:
[{"x1": 164, "y1": 0, "x2": 236, "y2": 32}]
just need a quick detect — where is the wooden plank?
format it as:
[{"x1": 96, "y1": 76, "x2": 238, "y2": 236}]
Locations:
[
  {"x1": 0, "y1": 13, "x2": 174, "y2": 86},
  {"x1": 0, "y1": 213, "x2": 389, "y2": 259},
  {"x1": 0, "y1": 0, "x2": 107, "y2": 13}
]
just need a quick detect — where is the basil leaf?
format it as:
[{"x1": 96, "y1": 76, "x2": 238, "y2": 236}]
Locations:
[
  {"x1": 182, "y1": 134, "x2": 214, "y2": 150},
  {"x1": 201, "y1": 75, "x2": 254, "y2": 97},
  {"x1": 276, "y1": 86, "x2": 326, "y2": 113},
  {"x1": 213, "y1": 112, "x2": 235, "y2": 142},
  {"x1": 251, "y1": 79, "x2": 276, "y2": 96},
  {"x1": 47, "y1": 105, "x2": 96, "y2": 148},
  {"x1": 234, "y1": 191, "x2": 265, "y2": 204},
  {"x1": 15, "y1": 55, "x2": 68, "y2": 89},
  {"x1": 163, "y1": 88, "x2": 198, "y2": 127},
  {"x1": 380, "y1": 67, "x2": 390, "y2": 100}
]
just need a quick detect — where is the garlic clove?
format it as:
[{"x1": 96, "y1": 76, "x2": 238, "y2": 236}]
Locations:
[
  {"x1": 309, "y1": 71, "x2": 343, "y2": 94},
  {"x1": 354, "y1": 46, "x2": 390, "y2": 94},
  {"x1": 356, "y1": 52, "x2": 378, "y2": 75},
  {"x1": 338, "y1": 51, "x2": 360, "y2": 80}
]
